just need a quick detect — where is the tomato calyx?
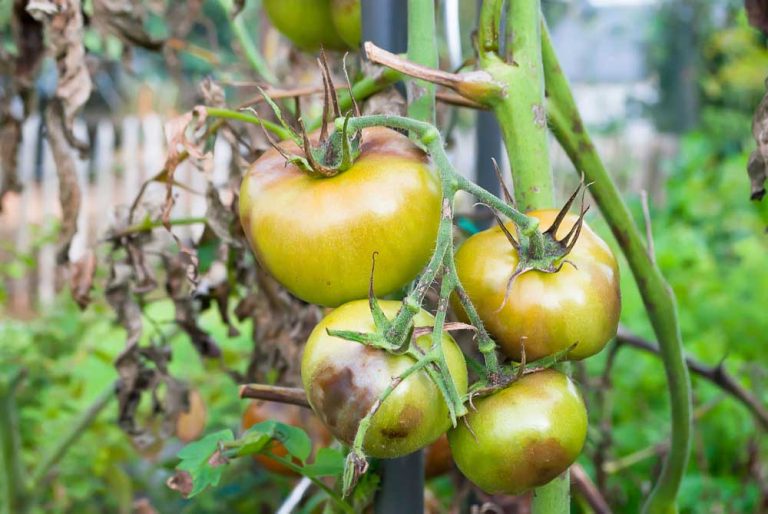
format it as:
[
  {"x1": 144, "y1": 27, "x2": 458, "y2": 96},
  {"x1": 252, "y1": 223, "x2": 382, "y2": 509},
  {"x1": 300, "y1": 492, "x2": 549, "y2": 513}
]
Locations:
[
  {"x1": 467, "y1": 341, "x2": 576, "y2": 404},
  {"x1": 257, "y1": 54, "x2": 363, "y2": 178},
  {"x1": 492, "y1": 180, "x2": 590, "y2": 304}
]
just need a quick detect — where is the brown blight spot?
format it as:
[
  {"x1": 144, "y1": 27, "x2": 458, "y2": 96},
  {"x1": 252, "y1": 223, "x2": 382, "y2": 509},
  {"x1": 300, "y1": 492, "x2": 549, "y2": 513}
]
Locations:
[
  {"x1": 379, "y1": 403, "x2": 423, "y2": 440},
  {"x1": 310, "y1": 365, "x2": 375, "y2": 444},
  {"x1": 524, "y1": 437, "x2": 571, "y2": 487}
]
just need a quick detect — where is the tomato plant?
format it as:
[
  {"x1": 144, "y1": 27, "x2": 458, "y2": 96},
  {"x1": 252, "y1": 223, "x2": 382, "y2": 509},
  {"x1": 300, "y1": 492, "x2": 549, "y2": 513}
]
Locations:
[
  {"x1": 239, "y1": 127, "x2": 442, "y2": 307},
  {"x1": 300, "y1": 299, "x2": 468, "y2": 458},
  {"x1": 263, "y1": 0, "x2": 349, "y2": 51},
  {"x1": 448, "y1": 369, "x2": 588, "y2": 495},
  {"x1": 241, "y1": 400, "x2": 332, "y2": 475},
  {"x1": 453, "y1": 209, "x2": 621, "y2": 361}
]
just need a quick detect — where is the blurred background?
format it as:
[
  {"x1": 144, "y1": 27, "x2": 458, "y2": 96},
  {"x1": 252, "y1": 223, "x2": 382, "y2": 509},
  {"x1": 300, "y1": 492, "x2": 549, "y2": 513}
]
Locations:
[{"x1": 1, "y1": 0, "x2": 767, "y2": 512}]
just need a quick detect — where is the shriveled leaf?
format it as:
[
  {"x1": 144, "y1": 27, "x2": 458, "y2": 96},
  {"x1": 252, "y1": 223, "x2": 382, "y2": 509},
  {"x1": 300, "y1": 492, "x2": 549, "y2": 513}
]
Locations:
[
  {"x1": 302, "y1": 447, "x2": 345, "y2": 478},
  {"x1": 44, "y1": 103, "x2": 82, "y2": 264},
  {"x1": 92, "y1": 0, "x2": 165, "y2": 51},
  {"x1": 12, "y1": 0, "x2": 45, "y2": 88},
  {"x1": 748, "y1": 150, "x2": 766, "y2": 200},
  {"x1": 746, "y1": 0, "x2": 768, "y2": 35},
  {"x1": 0, "y1": 112, "x2": 22, "y2": 210},
  {"x1": 69, "y1": 249, "x2": 96, "y2": 309},
  {"x1": 28, "y1": 0, "x2": 92, "y2": 152}
]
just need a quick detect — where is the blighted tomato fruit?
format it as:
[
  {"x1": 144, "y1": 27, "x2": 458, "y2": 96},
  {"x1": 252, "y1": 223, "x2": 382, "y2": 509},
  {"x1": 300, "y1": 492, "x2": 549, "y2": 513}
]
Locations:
[
  {"x1": 301, "y1": 300, "x2": 468, "y2": 458},
  {"x1": 453, "y1": 209, "x2": 620, "y2": 361},
  {"x1": 448, "y1": 369, "x2": 588, "y2": 495},
  {"x1": 240, "y1": 127, "x2": 441, "y2": 307}
]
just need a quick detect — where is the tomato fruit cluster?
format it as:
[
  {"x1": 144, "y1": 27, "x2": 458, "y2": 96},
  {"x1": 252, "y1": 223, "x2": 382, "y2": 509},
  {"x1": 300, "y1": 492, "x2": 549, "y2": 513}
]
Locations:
[{"x1": 238, "y1": 97, "x2": 620, "y2": 496}]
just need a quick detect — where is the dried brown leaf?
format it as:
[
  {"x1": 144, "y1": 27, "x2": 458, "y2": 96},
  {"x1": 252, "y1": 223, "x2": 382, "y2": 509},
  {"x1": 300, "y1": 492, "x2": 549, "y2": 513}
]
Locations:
[
  {"x1": 0, "y1": 112, "x2": 22, "y2": 210},
  {"x1": 69, "y1": 249, "x2": 96, "y2": 309},
  {"x1": 28, "y1": 0, "x2": 93, "y2": 153},
  {"x1": 92, "y1": 0, "x2": 165, "y2": 51},
  {"x1": 12, "y1": 0, "x2": 45, "y2": 89},
  {"x1": 44, "y1": 102, "x2": 81, "y2": 264},
  {"x1": 746, "y1": 0, "x2": 768, "y2": 35},
  {"x1": 750, "y1": 86, "x2": 768, "y2": 200},
  {"x1": 166, "y1": 471, "x2": 194, "y2": 497}
]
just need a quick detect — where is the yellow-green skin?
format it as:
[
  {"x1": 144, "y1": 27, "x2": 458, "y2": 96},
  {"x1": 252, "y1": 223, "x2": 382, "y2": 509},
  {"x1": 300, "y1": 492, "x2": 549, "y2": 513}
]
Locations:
[
  {"x1": 301, "y1": 300, "x2": 468, "y2": 459},
  {"x1": 239, "y1": 127, "x2": 441, "y2": 307},
  {"x1": 330, "y1": 0, "x2": 361, "y2": 49},
  {"x1": 264, "y1": 0, "x2": 348, "y2": 51},
  {"x1": 452, "y1": 210, "x2": 620, "y2": 361},
  {"x1": 448, "y1": 369, "x2": 587, "y2": 495}
]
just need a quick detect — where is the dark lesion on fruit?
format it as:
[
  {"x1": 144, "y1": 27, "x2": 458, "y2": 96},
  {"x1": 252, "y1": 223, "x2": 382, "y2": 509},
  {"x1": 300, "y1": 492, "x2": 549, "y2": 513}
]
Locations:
[
  {"x1": 310, "y1": 364, "x2": 375, "y2": 444},
  {"x1": 378, "y1": 403, "x2": 423, "y2": 440},
  {"x1": 524, "y1": 437, "x2": 572, "y2": 487}
]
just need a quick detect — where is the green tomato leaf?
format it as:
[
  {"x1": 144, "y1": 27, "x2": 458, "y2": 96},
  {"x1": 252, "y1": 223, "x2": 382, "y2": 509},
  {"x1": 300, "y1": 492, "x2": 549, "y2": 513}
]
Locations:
[
  {"x1": 302, "y1": 447, "x2": 345, "y2": 478},
  {"x1": 174, "y1": 429, "x2": 234, "y2": 498},
  {"x1": 239, "y1": 420, "x2": 312, "y2": 463}
]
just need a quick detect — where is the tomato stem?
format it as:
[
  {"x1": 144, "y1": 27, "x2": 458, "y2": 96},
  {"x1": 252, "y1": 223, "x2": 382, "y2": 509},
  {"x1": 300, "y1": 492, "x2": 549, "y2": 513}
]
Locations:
[
  {"x1": 204, "y1": 107, "x2": 293, "y2": 140},
  {"x1": 542, "y1": 23, "x2": 691, "y2": 514}
]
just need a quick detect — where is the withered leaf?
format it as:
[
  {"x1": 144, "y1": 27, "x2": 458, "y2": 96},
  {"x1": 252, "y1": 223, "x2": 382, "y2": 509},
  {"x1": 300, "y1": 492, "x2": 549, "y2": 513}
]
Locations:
[
  {"x1": 69, "y1": 249, "x2": 96, "y2": 309},
  {"x1": 44, "y1": 102, "x2": 81, "y2": 264},
  {"x1": 92, "y1": 0, "x2": 165, "y2": 51},
  {"x1": 750, "y1": 86, "x2": 768, "y2": 200},
  {"x1": 28, "y1": 0, "x2": 93, "y2": 153},
  {"x1": 0, "y1": 112, "x2": 22, "y2": 211},
  {"x1": 746, "y1": 0, "x2": 768, "y2": 35},
  {"x1": 166, "y1": 471, "x2": 194, "y2": 497},
  {"x1": 12, "y1": 0, "x2": 45, "y2": 90}
]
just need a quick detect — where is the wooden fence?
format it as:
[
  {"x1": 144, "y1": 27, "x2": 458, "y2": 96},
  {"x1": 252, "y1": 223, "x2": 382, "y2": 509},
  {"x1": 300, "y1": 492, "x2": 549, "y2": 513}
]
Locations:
[{"x1": 1, "y1": 113, "x2": 234, "y2": 316}]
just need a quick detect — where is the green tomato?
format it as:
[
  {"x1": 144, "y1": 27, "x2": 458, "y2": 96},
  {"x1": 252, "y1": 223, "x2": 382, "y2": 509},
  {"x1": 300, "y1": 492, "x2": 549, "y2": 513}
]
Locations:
[
  {"x1": 264, "y1": 0, "x2": 348, "y2": 52},
  {"x1": 239, "y1": 127, "x2": 441, "y2": 307},
  {"x1": 330, "y1": 0, "x2": 361, "y2": 49},
  {"x1": 448, "y1": 369, "x2": 588, "y2": 495},
  {"x1": 301, "y1": 300, "x2": 468, "y2": 459},
  {"x1": 453, "y1": 209, "x2": 621, "y2": 361}
]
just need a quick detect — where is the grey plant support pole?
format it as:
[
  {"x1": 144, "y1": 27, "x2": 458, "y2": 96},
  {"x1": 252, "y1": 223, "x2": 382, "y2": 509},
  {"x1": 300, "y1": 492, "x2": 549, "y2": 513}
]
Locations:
[
  {"x1": 362, "y1": 1, "x2": 425, "y2": 513},
  {"x1": 474, "y1": 112, "x2": 503, "y2": 228}
]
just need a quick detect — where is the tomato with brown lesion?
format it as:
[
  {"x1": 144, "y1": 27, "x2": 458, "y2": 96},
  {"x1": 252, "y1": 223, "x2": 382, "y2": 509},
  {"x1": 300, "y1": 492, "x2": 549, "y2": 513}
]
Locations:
[
  {"x1": 301, "y1": 299, "x2": 468, "y2": 459},
  {"x1": 448, "y1": 369, "x2": 588, "y2": 495}
]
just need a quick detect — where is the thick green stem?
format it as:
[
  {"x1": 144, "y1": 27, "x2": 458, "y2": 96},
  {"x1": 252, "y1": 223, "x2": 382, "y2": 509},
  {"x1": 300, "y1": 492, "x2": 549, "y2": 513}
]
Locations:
[
  {"x1": 0, "y1": 370, "x2": 26, "y2": 514},
  {"x1": 542, "y1": 26, "x2": 690, "y2": 514},
  {"x1": 479, "y1": 0, "x2": 553, "y2": 212},
  {"x1": 407, "y1": 0, "x2": 437, "y2": 124},
  {"x1": 30, "y1": 384, "x2": 115, "y2": 487},
  {"x1": 204, "y1": 107, "x2": 292, "y2": 140}
]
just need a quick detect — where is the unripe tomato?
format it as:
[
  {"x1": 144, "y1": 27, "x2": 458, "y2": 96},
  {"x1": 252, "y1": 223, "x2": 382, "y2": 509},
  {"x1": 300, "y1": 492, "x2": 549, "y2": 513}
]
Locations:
[
  {"x1": 330, "y1": 0, "x2": 361, "y2": 49},
  {"x1": 240, "y1": 127, "x2": 441, "y2": 307},
  {"x1": 175, "y1": 389, "x2": 207, "y2": 443},
  {"x1": 241, "y1": 400, "x2": 333, "y2": 476},
  {"x1": 264, "y1": 0, "x2": 348, "y2": 51},
  {"x1": 453, "y1": 210, "x2": 620, "y2": 361},
  {"x1": 448, "y1": 369, "x2": 587, "y2": 495},
  {"x1": 424, "y1": 433, "x2": 453, "y2": 479},
  {"x1": 301, "y1": 300, "x2": 468, "y2": 458}
]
